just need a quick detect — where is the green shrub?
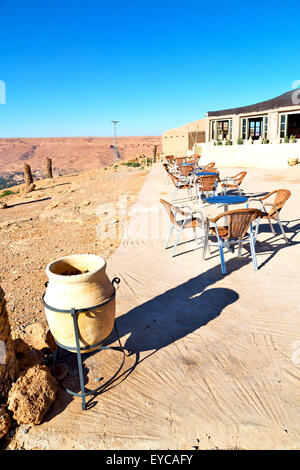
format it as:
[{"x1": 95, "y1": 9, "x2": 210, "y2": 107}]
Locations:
[
  {"x1": 284, "y1": 135, "x2": 290, "y2": 143},
  {"x1": 123, "y1": 161, "x2": 140, "y2": 167},
  {"x1": 237, "y1": 138, "x2": 244, "y2": 145},
  {"x1": 216, "y1": 140, "x2": 222, "y2": 146},
  {"x1": 263, "y1": 138, "x2": 269, "y2": 144},
  {"x1": 290, "y1": 135, "x2": 297, "y2": 143},
  {"x1": 225, "y1": 139, "x2": 232, "y2": 146},
  {"x1": 0, "y1": 190, "x2": 15, "y2": 198}
]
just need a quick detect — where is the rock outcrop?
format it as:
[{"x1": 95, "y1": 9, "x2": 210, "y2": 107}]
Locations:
[
  {"x1": 0, "y1": 406, "x2": 11, "y2": 439},
  {"x1": 7, "y1": 364, "x2": 58, "y2": 425}
]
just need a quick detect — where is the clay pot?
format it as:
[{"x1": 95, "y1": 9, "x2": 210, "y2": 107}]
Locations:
[{"x1": 44, "y1": 254, "x2": 116, "y2": 353}]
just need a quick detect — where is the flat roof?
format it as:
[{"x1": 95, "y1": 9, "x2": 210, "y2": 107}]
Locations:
[{"x1": 207, "y1": 90, "x2": 299, "y2": 117}]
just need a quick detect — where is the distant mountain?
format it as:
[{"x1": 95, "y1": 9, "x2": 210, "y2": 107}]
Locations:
[{"x1": 0, "y1": 136, "x2": 161, "y2": 189}]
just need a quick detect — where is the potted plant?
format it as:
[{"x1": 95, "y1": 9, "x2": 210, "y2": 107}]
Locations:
[
  {"x1": 225, "y1": 139, "x2": 232, "y2": 146},
  {"x1": 290, "y1": 135, "x2": 297, "y2": 143},
  {"x1": 263, "y1": 138, "x2": 269, "y2": 144},
  {"x1": 237, "y1": 137, "x2": 244, "y2": 145},
  {"x1": 284, "y1": 135, "x2": 290, "y2": 143}
]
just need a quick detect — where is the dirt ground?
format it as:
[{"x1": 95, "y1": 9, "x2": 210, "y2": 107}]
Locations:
[{"x1": 0, "y1": 164, "x2": 149, "y2": 337}]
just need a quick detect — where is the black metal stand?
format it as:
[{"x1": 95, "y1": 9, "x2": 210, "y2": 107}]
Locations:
[{"x1": 42, "y1": 278, "x2": 130, "y2": 410}]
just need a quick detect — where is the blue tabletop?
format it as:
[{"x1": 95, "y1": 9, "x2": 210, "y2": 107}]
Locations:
[
  {"x1": 195, "y1": 171, "x2": 219, "y2": 176},
  {"x1": 178, "y1": 162, "x2": 196, "y2": 166},
  {"x1": 206, "y1": 195, "x2": 248, "y2": 205}
]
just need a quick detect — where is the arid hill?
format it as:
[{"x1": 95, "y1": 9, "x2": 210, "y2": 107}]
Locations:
[{"x1": 0, "y1": 136, "x2": 161, "y2": 188}]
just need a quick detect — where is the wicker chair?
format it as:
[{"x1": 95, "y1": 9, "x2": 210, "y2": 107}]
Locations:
[
  {"x1": 173, "y1": 157, "x2": 185, "y2": 165},
  {"x1": 220, "y1": 171, "x2": 247, "y2": 196},
  {"x1": 186, "y1": 154, "x2": 200, "y2": 165},
  {"x1": 195, "y1": 173, "x2": 219, "y2": 204},
  {"x1": 210, "y1": 208, "x2": 262, "y2": 274},
  {"x1": 179, "y1": 164, "x2": 195, "y2": 178},
  {"x1": 250, "y1": 189, "x2": 291, "y2": 243},
  {"x1": 170, "y1": 174, "x2": 194, "y2": 202},
  {"x1": 160, "y1": 199, "x2": 210, "y2": 258},
  {"x1": 203, "y1": 162, "x2": 216, "y2": 170}
]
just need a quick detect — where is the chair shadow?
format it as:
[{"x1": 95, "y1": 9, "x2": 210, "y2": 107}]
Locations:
[
  {"x1": 110, "y1": 260, "x2": 241, "y2": 355},
  {"x1": 243, "y1": 191, "x2": 269, "y2": 198},
  {"x1": 237, "y1": 220, "x2": 300, "y2": 270}
]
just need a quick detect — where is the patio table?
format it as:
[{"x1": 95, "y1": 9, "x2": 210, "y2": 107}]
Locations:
[
  {"x1": 194, "y1": 171, "x2": 219, "y2": 176},
  {"x1": 178, "y1": 162, "x2": 196, "y2": 166}
]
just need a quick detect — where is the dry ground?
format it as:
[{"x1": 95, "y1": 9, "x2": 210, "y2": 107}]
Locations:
[{"x1": 0, "y1": 164, "x2": 149, "y2": 336}]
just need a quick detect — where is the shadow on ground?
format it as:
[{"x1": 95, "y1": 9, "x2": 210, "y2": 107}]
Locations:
[
  {"x1": 45, "y1": 258, "x2": 242, "y2": 416},
  {"x1": 8, "y1": 197, "x2": 51, "y2": 208}
]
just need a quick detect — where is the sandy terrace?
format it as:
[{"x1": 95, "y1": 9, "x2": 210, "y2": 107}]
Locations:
[{"x1": 3, "y1": 162, "x2": 300, "y2": 450}]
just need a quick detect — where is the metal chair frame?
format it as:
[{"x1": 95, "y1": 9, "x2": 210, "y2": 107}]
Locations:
[
  {"x1": 160, "y1": 199, "x2": 210, "y2": 258},
  {"x1": 210, "y1": 209, "x2": 262, "y2": 274},
  {"x1": 249, "y1": 189, "x2": 291, "y2": 243}
]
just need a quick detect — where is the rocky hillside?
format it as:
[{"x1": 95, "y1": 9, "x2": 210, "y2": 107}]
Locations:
[{"x1": 0, "y1": 136, "x2": 161, "y2": 189}]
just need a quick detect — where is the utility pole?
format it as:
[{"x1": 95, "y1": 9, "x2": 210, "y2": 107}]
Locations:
[{"x1": 111, "y1": 120, "x2": 120, "y2": 164}]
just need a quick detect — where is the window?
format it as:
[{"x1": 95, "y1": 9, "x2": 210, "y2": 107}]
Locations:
[
  {"x1": 240, "y1": 115, "x2": 267, "y2": 140},
  {"x1": 280, "y1": 114, "x2": 287, "y2": 138},
  {"x1": 242, "y1": 118, "x2": 247, "y2": 139},
  {"x1": 248, "y1": 117, "x2": 263, "y2": 140}
]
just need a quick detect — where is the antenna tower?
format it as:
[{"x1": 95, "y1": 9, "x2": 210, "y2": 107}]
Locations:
[{"x1": 111, "y1": 120, "x2": 120, "y2": 164}]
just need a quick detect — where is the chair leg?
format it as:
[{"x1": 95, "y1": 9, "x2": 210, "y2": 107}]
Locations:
[
  {"x1": 268, "y1": 218, "x2": 276, "y2": 235},
  {"x1": 172, "y1": 226, "x2": 183, "y2": 257},
  {"x1": 203, "y1": 226, "x2": 209, "y2": 260},
  {"x1": 277, "y1": 216, "x2": 289, "y2": 243},
  {"x1": 254, "y1": 217, "x2": 260, "y2": 245},
  {"x1": 238, "y1": 240, "x2": 242, "y2": 256},
  {"x1": 249, "y1": 234, "x2": 258, "y2": 271},
  {"x1": 164, "y1": 224, "x2": 174, "y2": 249},
  {"x1": 218, "y1": 240, "x2": 226, "y2": 274}
]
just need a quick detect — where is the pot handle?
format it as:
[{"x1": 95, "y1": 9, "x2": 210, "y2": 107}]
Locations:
[{"x1": 112, "y1": 277, "x2": 120, "y2": 288}]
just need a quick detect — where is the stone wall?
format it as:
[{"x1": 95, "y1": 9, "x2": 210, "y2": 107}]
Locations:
[{"x1": 162, "y1": 118, "x2": 206, "y2": 157}]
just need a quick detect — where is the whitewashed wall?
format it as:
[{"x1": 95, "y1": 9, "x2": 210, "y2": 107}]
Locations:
[{"x1": 194, "y1": 143, "x2": 300, "y2": 169}]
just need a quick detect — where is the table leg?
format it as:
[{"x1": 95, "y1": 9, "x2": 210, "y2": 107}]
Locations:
[{"x1": 224, "y1": 204, "x2": 228, "y2": 226}]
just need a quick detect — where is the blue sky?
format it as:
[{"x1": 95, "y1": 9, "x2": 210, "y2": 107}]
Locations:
[{"x1": 0, "y1": 0, "x2": 299, "y2": 137}]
